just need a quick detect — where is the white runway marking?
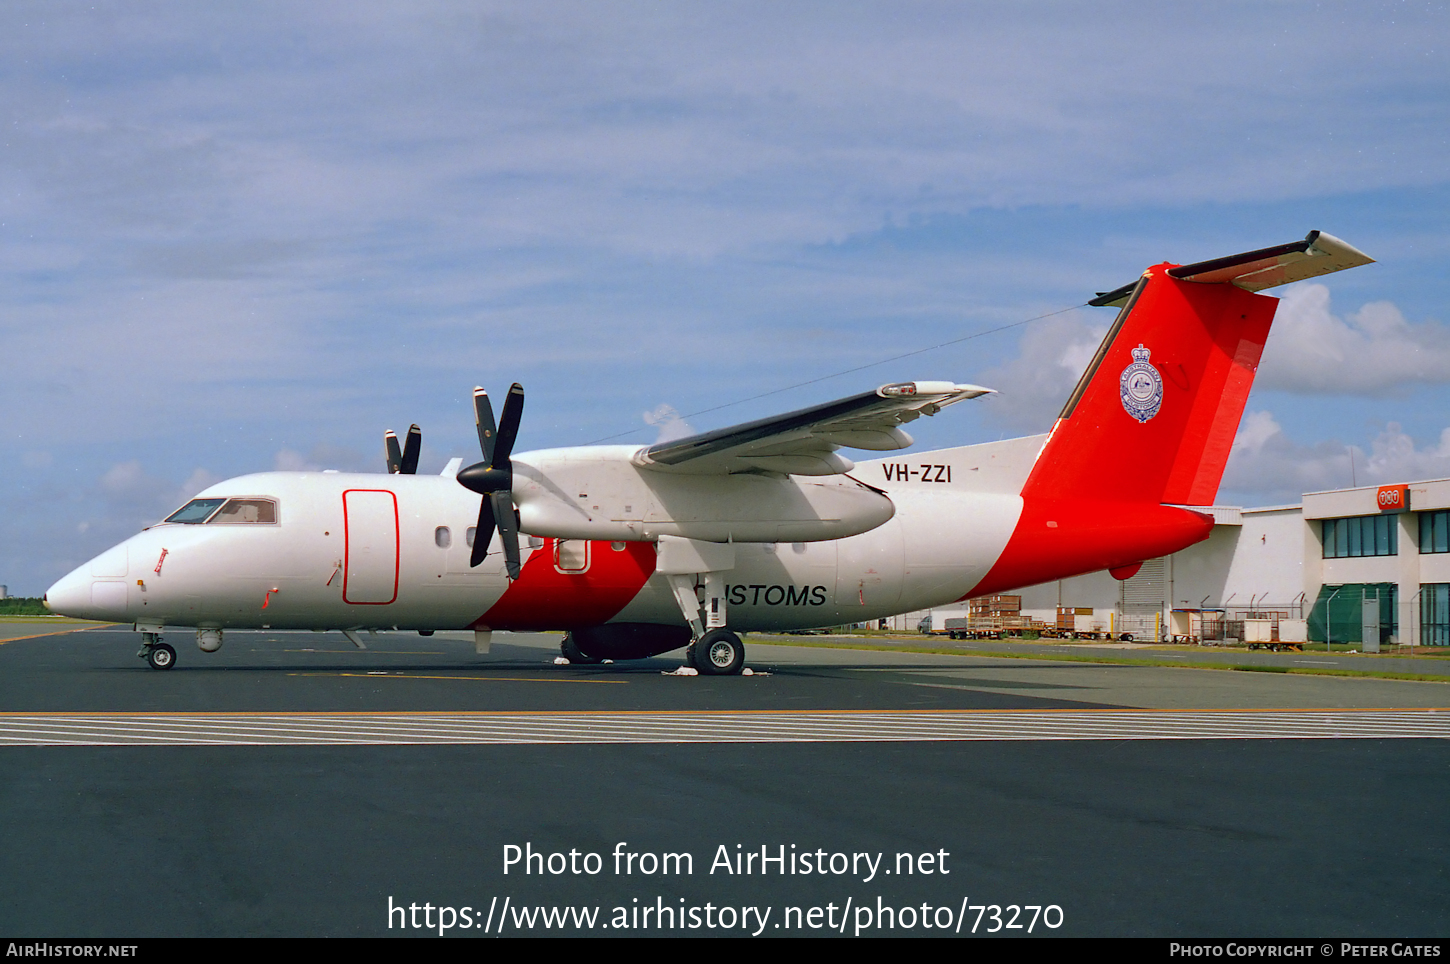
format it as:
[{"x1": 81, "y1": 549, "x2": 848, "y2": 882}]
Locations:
[{"x1": 0, "y1": 708, "x2": 1446, "y2": 746}]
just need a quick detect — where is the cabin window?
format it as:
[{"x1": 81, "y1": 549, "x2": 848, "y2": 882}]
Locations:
[
  {"x1": 435, "y1": 526, "x2": 451, "y2": 548},
  {"x1": 556, "y1": 540, "x2": 589, "y2": 573},
  {"x1": 164, "y1": 498, "x2": 227, "y2": 524},
  {"x1": 465, "y1": 527, "x2": 477, "y2": 547},
  {"x1": 208, "y1": 499, "x2": 279, "y2": 524}
]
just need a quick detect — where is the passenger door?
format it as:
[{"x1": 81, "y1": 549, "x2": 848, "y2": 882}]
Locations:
[{"x1": 342, "y1": 489, "x2": 399, "y2": 605}]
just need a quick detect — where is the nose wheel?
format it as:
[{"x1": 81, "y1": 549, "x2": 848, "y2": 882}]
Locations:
[
  {"x1": 145, "y1": 643, "x2": 176, "y2": 670},
  {"x1": 137, "y1": 633, "x2": 177, "y2": 671}
]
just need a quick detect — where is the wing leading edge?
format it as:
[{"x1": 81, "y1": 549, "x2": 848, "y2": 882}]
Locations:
[{"x1": 633, "y1": 381, "x2": 992, "y2": 476}]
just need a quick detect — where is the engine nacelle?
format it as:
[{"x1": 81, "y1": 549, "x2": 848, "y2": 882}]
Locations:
[{"x1": 512, "y1": 446, "x2": 893, "y2": 543}]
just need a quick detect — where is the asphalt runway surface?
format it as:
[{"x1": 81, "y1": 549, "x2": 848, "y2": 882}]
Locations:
[{"x1": 1, "y1": 622, "x2": 1447, "y2": 937}]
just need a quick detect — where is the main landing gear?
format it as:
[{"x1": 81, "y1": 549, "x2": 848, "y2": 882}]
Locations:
[
  {"x1": 560, "y1": 633, "x2": 602, "y2": 665},
  {"x1": 656, "y1": 535, "x2": 746, "y2": 676},
  {"x1": 137, "y1": 632, "x2": 176, "y2": 671},
  {"x1": 691, "y1": 629, "x2": 744, "y2": 676}
]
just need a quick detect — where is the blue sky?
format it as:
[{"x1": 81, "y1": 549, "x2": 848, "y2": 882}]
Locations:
[{"x1": 3, "y1": 2, "x2": 1448, "y2": 594}]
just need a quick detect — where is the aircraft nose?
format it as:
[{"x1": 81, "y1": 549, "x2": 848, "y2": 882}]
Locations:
[
  {"x1": 44, "y1": 568, "x2": 92, "y2": 617},
  {"x1": 44, "y1": 542, "x2": 132, "y2": 621}
]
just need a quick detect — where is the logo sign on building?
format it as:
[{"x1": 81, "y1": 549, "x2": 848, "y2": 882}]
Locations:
[{"x1": 1376, "y1": 484, "x2": 1410, "y2": 513}]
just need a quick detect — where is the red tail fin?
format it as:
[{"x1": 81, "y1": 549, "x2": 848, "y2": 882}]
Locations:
[
  {"x1": 967, "y1": 232, "x2": 1373, "y2": 598},
  {"x1": 1023, "y1": 267, "x2": 1275, "y2": 506}
]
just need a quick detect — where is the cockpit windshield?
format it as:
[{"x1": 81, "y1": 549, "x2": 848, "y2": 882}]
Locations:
[
  {"x1": 210, "y1": 499, "x2": 278, "y2": 524},
  {"x1": 163, "y1": 497, "x2": 278, "y2": 525},
  {"x1": 164, "y1": 499, "x2": 226, "y2": 524}
]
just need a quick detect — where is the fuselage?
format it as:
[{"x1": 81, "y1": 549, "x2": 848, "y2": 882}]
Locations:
[{"x1": 45, "y1": 436, "x2": 1043, "y2": 634}]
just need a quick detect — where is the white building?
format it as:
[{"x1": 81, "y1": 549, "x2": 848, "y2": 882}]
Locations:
[{"x1": 903, "y1": 478, "x2": 1450, "y2": 647}]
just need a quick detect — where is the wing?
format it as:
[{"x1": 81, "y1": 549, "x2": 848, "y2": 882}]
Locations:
[{"x1": 632, "y1": 381, "x2": 993, "y2": 476}]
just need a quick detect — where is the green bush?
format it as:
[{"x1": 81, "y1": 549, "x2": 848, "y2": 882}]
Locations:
[{"x1": 0, "y1": 597, "x2": 51, "y2": 616}]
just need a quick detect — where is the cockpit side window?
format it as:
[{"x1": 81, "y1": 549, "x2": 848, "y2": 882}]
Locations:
[
  {"x1": 164, "y1": 498, "x2": 227, "y2": 524},
  {"x1": 208, "y1": 498, "x2": 279, "y2": 524}
]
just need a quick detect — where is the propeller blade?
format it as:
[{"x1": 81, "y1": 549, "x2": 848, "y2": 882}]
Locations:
[
  {"x1": 493, "y1": 383, "x2": 524, "y2": 465},
  {"x1": 384, "y1": 430, "x2": 402, "y2": 474},
  {"x1": 400, "y1": 424, "x2": 422, "y2": 475},
  {"x1": 492, "y1": 490, "x2": 521, "y2": 580},
  {"x1": 470, "y1": 496, "x2": 496, "y2": 568},
  {"x1": 463, "y1": 382, "x2": 524, "y2": 577},
  {"x1": 473, "y1": 388, "x2": 497, "y2": 466}
]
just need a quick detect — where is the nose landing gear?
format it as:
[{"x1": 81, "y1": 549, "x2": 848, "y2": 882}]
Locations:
[{"x1": 137, "y1": 632, "x2": 176, "y2": 671}]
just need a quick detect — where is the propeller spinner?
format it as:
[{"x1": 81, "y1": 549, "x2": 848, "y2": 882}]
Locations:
[
  {"x1": 456, "y1": 383, "x2": 525, "y2": 578},
  {"x1": 384, "y1": 424, "x2": 422, "y2": 474}
]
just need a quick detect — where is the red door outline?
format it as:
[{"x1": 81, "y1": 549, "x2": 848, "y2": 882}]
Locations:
[{"x1": 342, "y1": 489, "x2": 400, "y2": 605}]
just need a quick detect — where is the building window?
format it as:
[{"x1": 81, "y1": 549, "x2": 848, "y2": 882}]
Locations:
[
  {"x1": 1322, "y1": 515, "x2": 1397, "y2": 558},
  {"x1": 1422, "y1": 584, "x2": 1450, "y2": 647},
  {"x1": 1420, "y1": 511, "x2": 1450, "y2": 554},
  {"x1": 1308, "y1": 583, "x2": 1397, "y2": 644}
]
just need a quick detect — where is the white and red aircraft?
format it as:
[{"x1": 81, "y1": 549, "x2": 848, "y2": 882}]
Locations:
[{"x1": 45, "y1": 232, "x2": 1373, "y2": 673}]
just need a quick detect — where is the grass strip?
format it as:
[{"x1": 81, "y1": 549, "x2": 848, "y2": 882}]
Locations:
[{"x1": 750, "y1": 636, "x2": 1450, "y2": 683}]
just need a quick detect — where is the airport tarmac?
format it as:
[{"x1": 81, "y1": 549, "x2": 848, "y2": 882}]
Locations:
[{"x1": 1, "y1": 622, "x2": 1446, "y2": 937}]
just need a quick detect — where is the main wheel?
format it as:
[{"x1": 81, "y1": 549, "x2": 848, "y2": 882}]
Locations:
[
  {"x1": 694, "y1": 629, "x2": 744, "y2": 676},
  {"x1": 560, "y1": 634, "x2": 602, "y2": 665},
  {"x1": 146, "y1": 643, "x2": 176, "y2": 671}
]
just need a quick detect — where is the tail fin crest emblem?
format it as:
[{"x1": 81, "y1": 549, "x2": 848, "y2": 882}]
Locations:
[{"x1": 1119, "y1": 345, "x2": 1163, "y2": 424}]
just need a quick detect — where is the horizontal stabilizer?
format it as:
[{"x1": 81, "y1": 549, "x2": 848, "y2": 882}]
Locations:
[{"x1": 1090, "y1": 231, "x2": 1373, "y2": 308}]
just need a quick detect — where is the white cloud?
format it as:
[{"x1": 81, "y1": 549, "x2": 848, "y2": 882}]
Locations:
[
  {"x1": 1, "y1": 5, "x2": 1445, "y2": 264},
  {"x1": 93, "y1": 461, "x2": 223, "y2": 531},
  {"x1": 975, "y1": 312, "x2": 1107, "y2": 433},
  {"x1": 178, "y1": 468, "x2": 224, "y2": 500},
  {"x1": 1258, "y1": 284, "x2": 1450, "y2": 396},
  {"x1": 1223, "y1": 411, "x2": 1450, "y2": 506},
  {"x1": 99, "y1": 460, "x2": 165, "y2": 503},
  {"x1": 1361, "y1": 423, "x2": 1450, "y2": 485},
  {"x1": 275, "y1": 444, "x2": 371, "y2": 474},
  {"x1": 274, "y1": 449, "x2": 320, "y2": 472},
  {"x1": 643, "y1": 403, "x2": 694, "y2": 443}
]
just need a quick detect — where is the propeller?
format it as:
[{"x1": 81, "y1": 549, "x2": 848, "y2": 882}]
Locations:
[
  {"x1": 456, "y1": 383, "x2": 525, "y2": 578},
  {"x1": 384, "y1": 424, "x2": 422, "y2": 474}
]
